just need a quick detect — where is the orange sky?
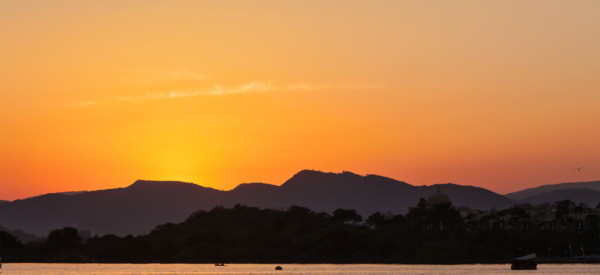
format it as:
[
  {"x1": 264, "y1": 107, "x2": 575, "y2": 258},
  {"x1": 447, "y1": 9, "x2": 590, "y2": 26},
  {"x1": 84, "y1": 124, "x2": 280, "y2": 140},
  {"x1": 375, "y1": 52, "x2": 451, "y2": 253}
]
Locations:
[{"x1": 1, "y1": 1, "x2": 599, "y2": 201}]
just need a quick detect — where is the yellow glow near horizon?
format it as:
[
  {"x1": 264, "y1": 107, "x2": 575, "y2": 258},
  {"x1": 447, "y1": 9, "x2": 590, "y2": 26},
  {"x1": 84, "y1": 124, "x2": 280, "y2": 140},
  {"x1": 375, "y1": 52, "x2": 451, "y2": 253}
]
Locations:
[{"x1": 1, "y1": 1, "x2": 600, "y2": 200}]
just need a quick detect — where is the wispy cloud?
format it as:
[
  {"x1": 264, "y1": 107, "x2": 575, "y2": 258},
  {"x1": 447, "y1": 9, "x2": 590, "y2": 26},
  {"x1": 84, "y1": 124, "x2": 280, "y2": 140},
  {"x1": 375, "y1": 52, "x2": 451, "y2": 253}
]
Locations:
[
  {"x1": 116, "y1": 81, "x2": 272, "y2": 102},
  {"x1": 67, "y1": 81, "x2": 384, "y2": 107}
]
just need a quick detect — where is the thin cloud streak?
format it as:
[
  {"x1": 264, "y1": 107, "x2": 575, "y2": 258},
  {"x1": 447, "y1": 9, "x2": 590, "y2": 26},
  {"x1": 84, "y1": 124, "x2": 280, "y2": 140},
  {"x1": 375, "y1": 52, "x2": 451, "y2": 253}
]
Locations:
[
  {"x1": 113, "y1": 81, "x2": 273, "y2": 103},
  {"x1": 69, "y1": 81, "x2": 385, "y2": 107}
]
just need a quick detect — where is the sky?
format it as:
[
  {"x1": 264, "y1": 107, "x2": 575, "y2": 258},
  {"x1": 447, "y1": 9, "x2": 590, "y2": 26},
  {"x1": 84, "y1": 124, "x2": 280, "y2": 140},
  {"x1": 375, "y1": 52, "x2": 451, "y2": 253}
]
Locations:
[{"x1": 1, "y1": 0, "x2": 599, "y2": 201}]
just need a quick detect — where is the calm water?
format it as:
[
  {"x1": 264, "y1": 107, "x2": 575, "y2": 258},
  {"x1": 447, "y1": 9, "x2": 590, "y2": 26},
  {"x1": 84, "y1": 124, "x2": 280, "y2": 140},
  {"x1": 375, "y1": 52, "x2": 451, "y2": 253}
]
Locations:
[{"x1": 1, "y1": 264, "x2": 599, "y2": 275}]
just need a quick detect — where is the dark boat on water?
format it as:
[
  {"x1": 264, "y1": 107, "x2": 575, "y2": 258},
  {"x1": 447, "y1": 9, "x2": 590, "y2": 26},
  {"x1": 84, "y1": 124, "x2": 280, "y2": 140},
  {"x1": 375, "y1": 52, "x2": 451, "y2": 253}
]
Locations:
[{"x1": 511, "y1": 253, "x2": 537, "y2": 270}]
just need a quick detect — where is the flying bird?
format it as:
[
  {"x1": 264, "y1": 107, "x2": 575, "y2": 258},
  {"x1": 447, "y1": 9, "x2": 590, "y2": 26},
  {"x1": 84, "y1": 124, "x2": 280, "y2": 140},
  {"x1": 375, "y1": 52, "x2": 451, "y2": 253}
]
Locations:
[{"x1": 574, "y1": 167, "x2": 583, "y2": 172}]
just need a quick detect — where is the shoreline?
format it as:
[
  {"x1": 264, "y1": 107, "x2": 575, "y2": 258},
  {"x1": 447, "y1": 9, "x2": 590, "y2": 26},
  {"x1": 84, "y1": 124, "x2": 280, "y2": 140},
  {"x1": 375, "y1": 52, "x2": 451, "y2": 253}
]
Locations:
[{"x1": 3, "y1": 259, "x2": 599, "y2": 265}]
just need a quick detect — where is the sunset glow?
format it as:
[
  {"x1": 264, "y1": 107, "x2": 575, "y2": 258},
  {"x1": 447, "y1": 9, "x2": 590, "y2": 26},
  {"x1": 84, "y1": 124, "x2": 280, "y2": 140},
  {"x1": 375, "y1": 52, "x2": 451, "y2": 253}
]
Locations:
[{"x1": 2, "y1": 1, "x2": 599, "y2": 200}]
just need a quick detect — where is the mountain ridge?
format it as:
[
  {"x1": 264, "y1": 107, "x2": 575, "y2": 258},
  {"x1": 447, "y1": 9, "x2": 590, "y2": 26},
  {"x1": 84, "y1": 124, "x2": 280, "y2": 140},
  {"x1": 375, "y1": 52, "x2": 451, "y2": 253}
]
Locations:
[
  {"x1": 518, "y1": 188, "x2": 600, "y2": 206},
  {"x1": 505, "y1": 180, "x2": 600, "y2": 201},
  {"x1": 0, "y1": 169, "x2": 514, "y2": 237}
]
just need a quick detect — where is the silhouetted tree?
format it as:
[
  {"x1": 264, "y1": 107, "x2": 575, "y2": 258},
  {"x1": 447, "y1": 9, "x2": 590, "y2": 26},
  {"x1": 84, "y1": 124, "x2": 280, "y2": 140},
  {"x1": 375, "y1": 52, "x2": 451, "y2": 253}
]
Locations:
[
  {"x1": 500, "y1": 205, "x2": 530, "y2": 228},
  {"x1": 366, "y1": 212, "x2": 384, "y2": 228},
  {"x1": 47, "y1": 227, "x2": 81, "y2": 249},
  {"x1": 406, "y1": 198, "x2": 428, "y2": 230},
  {"x1": 0, "y1": 230, "x2": 23, "y2": 261},
  {"x1": 333, "y1": 209, "x2": 362, "y2": 224},
  {"x1": 554, "y1": 200, "x2": 573, "y2": 219},
  {"x1": 8, "y1": 199, "x2": 600, "y2": 264},
  {"x1": 0, "y1": 230, "x2": 21, "y2": 249}
]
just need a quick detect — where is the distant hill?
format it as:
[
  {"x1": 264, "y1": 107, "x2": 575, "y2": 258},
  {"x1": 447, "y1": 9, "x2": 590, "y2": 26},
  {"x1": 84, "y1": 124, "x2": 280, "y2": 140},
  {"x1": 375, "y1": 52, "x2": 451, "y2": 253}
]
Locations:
[
  {"x1": 505, "y1": 181, "x2": 600, "y2": 201},
  {"x1": 519, "y1": 188, "x2": 600, "y2": 207},
  {"x1": 260, "y1": 170, "x2": 513, "y2": 215},
  {"x1": 0, "y1": 170, "x2": 515, "y2": 237},
  {"x1": 0, "y1": 224, "x2": 42, "y2": 243},
  {"x1": 0, "y1": 181, "x2": 224, "y2": 237},
  {"x1": 0, "y1": 200, "x2": 9, "y2": 204},
  {"x1": 20, "y1": 191, "x2": 88, "y2": 201}
]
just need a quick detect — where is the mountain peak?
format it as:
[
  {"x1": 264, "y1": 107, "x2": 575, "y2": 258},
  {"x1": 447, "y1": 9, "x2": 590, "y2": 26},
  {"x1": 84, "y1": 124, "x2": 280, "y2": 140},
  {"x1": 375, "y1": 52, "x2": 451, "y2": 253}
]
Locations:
[
  {"x1": 505, "y1": 180, "x2": 600, "y2": 201},
  {"x1": 282, "y1": 170, "x2": 361, "y2": 187},
  {"x1": 128, "y1": 180, "x2": 201, "y2": 190},
  {"x1": 231, "y1": 182, "x2": 278, "y2": 192},
  {"x1": 281, "y1": 169, "x2": 410, "y2": 190}
]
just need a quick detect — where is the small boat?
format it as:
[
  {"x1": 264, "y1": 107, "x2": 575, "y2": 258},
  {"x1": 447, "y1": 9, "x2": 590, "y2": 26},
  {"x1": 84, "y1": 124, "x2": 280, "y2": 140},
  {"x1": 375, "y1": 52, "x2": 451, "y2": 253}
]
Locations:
[
  {"x1": 511, "y1": 253, "x2": 537, "y2": 270},
  {"x1": 275, "y1": 265, "x2": 282, "y2": 270},
  {"x1": 214, "y1": 263, "x2": 225, "y2": 266}
]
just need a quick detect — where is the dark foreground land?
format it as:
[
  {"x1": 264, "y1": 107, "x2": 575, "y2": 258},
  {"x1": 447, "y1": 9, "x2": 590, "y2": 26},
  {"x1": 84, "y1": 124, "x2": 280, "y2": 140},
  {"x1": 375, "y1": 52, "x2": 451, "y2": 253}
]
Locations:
[{"x1": 1, "y1": 201, "x2": 599, "y2": 264}]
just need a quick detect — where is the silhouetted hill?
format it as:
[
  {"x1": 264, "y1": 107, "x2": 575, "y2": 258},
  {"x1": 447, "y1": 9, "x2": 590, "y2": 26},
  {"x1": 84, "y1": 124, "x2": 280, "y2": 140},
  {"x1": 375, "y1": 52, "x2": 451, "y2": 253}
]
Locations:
[
  {"x1": 20, "y1": 191, "x2": 88, "y2": 201},
  {"x1": 0, "y1": 170, "x2": 515, "y2": 237},
  {"x1": 519, "y1": 188, "x2": 600, "y2": 206},
  {"x1": 0, "y1": 180, "x2": 225, "y2": 237},
  {"x1": 506, "y1": 181, "x2": 600, "y2": 201},
  {"x1": 0, "y1": 200, "x2": 9, "y2": 204},
  {"x1": 0, "y1": 224, "x2": 42, "y2": 243},
  {"x1": 230, "y1": 182, "x2": 279, "y2": 193},
  {"x1": 271, "y1": 170, "x2": 513, "y2": 215}
]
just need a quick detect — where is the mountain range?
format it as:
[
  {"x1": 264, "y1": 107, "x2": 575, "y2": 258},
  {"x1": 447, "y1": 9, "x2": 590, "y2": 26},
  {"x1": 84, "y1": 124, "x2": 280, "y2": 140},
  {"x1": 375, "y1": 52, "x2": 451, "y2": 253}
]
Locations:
[
  {"x1": 505, "y1": 180, "x2": 600, "y2": 201},
  {"x1": 516, "y1": 188, "x2": 600, "y2": 206},
  {"x1": 0, "y1": 170, "x2": 598, "y2": 239}
]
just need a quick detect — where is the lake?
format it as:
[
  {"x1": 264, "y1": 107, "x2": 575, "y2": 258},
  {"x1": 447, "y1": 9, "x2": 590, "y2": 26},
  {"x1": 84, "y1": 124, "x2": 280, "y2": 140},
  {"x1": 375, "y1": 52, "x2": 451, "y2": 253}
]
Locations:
[{"x1": 1, "y1": 263, "x2": 599, "y2": 274}]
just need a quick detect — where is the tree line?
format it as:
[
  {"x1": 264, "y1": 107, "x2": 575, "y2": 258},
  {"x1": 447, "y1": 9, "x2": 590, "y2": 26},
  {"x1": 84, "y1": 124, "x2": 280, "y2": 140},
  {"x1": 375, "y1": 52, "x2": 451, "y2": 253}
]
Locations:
[{"x1": 1, "y1": 199, "x2": 599, "y2": 263}]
